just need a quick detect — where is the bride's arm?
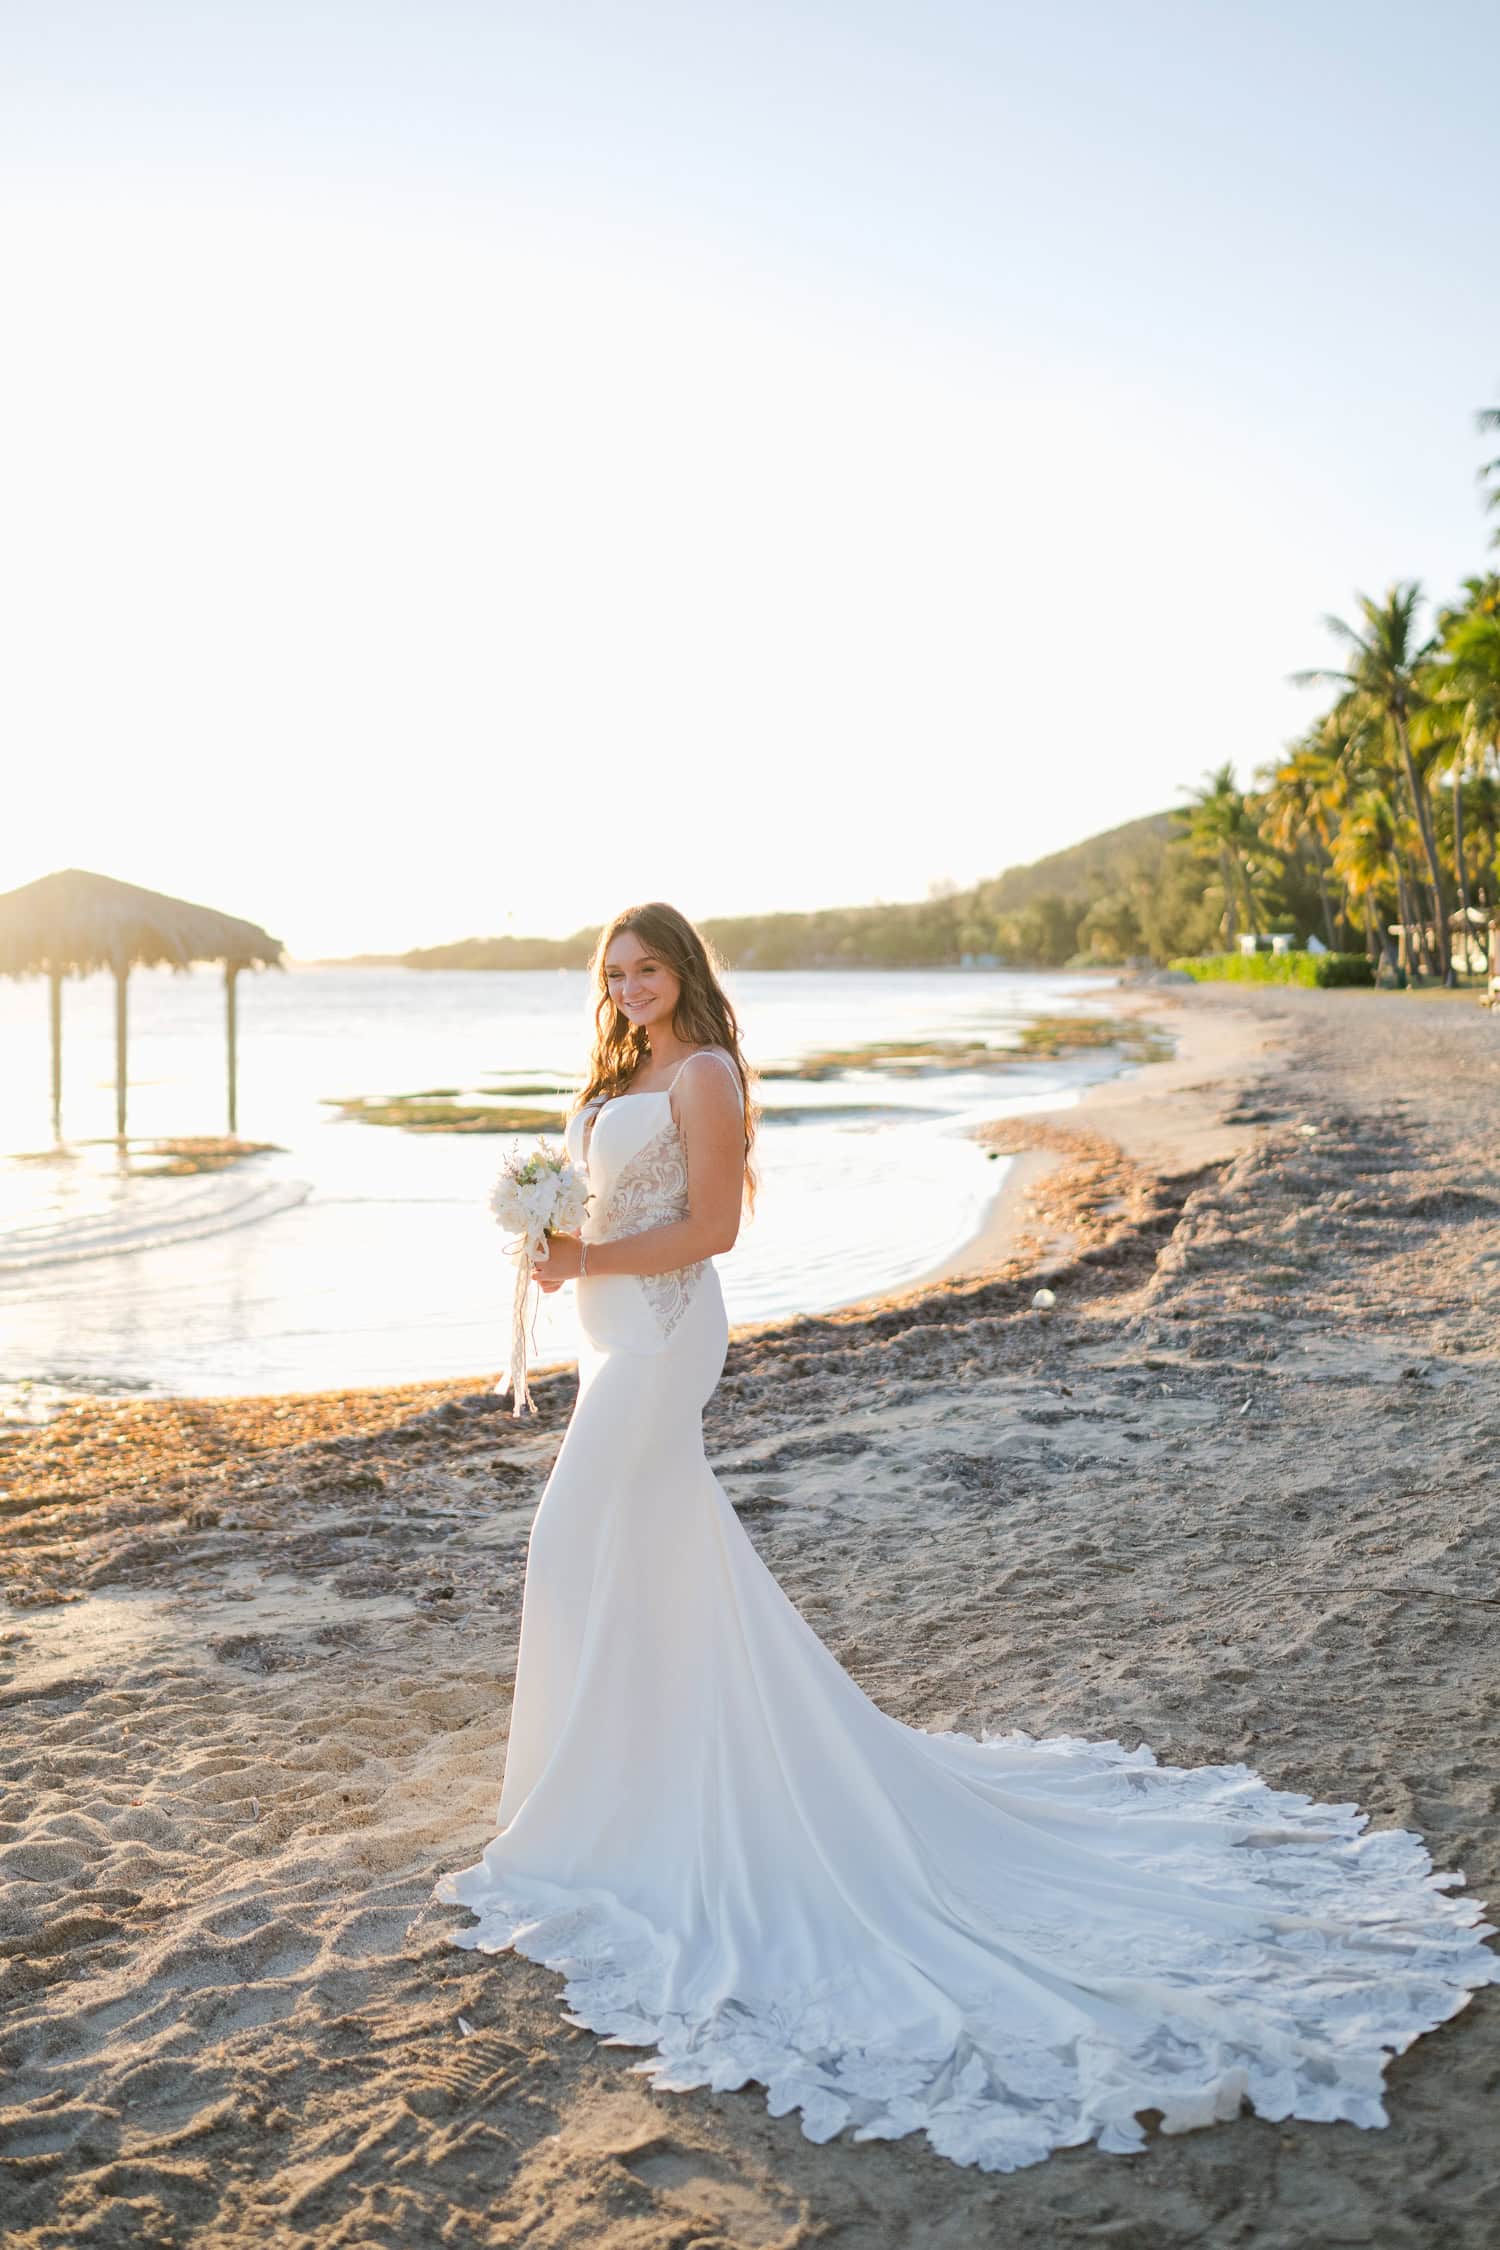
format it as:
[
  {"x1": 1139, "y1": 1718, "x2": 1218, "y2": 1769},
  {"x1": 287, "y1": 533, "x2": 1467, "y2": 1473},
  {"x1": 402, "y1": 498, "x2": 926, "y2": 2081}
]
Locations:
[{"x1": 540, "y1": 1058, "x2": 745, "y2": 1283}]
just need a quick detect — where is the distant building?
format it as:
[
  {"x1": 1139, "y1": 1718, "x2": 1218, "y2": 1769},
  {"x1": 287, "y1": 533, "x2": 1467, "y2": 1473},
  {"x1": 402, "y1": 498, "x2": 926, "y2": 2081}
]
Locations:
[{"x1": 1238, "y1": 932, "x2": 1301, "y2": 956}]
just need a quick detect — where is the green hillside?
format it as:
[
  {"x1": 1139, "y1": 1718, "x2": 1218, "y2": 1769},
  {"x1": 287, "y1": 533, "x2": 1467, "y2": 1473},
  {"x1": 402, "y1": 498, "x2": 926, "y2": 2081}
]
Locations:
[
  {"x1": 397, "y1": 932, "x2": 590, "y2": 972},
  {"x1": 365, "y1": 809, "x2": 1180, "y2": 973},
  {"x1": 980, "y1": 813, "x2": 1174, "y2": 912}
]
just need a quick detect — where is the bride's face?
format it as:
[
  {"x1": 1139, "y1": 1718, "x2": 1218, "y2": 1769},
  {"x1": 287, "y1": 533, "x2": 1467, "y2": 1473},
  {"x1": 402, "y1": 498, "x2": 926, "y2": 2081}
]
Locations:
[{"x1": 604, "y1": 931, "x2": 682, "y2": 1038}]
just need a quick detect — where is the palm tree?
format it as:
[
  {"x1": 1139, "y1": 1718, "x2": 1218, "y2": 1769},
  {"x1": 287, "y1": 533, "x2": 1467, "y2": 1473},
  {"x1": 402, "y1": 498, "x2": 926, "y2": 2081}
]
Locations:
[
  {"x1": 1330, "y1": 786, "x2": 1415, "y2": 976},
  {"x1": 1259, "y1": 728, "x2": 1355, "y2": 947},
  {"x1": 1178, "y1": 763, "x2": 1277, "y2": 944},
  {"x1": 1464, "y1": 770, "x2": 1500, "y2": 914},
  {"x1": 1294, "y1": 692, "x2": 1408, "y2": 950},
  {"x1": 1293, "y1": 584, "x2": 1452, "y2": 980},
  {"x1": 1427, "y1": 575, "x2": 1500, "y2": 969}
]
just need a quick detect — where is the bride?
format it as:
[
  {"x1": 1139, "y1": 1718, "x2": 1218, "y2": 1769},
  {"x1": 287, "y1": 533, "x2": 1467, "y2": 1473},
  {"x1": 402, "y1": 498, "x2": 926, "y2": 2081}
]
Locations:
[{"x1": 434, "y1": 900, "x2": 1499, "y2": 2174}]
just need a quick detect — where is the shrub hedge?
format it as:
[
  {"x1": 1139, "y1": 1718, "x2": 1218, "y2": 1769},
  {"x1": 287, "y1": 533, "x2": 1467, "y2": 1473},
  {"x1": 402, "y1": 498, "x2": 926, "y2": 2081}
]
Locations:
[{"x1": 1168, "y1": 951, "x2": 1375, "y2": 989}]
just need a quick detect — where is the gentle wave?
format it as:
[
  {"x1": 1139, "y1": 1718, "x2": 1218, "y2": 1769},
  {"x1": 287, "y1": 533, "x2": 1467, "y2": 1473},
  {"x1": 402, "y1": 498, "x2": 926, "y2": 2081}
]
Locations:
[{"x1": 0, "y1": 1176, "x2": 313, "y2": 1275}]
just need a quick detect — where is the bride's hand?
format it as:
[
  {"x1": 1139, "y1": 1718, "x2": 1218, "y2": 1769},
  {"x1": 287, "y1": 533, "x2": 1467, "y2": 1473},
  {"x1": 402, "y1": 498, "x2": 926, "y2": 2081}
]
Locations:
[{"x1": 533, "y1": 1232, "x2": 582, "y2": 1290}]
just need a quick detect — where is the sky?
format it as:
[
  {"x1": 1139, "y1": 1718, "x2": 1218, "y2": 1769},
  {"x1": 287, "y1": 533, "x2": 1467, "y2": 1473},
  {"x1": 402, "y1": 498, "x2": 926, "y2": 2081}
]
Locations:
[{"x1": 2, "y1": 2, "x2": 1497, "y2": 955}]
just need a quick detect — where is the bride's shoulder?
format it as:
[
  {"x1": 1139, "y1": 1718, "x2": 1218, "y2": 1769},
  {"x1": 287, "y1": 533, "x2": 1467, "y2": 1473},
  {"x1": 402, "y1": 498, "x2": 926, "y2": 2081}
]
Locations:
[
  {"x1": 684, "y1": 1044, "x2": 741, "y2": 1079},
  {"x1": 672, "y1": 1046, "x2": 743, "y2": 1104}
]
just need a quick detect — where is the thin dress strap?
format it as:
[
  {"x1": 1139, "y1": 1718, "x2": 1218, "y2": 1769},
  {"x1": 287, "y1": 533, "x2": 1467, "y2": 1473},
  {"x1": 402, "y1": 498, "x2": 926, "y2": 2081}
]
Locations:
[{"x1": 668, "y1": 1047, "x2": 741, "y2": 1094}]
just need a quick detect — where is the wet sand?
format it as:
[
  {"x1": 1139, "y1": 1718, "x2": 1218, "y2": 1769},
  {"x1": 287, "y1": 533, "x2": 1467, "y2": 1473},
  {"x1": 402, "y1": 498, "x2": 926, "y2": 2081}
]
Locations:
[
  {"x1": 3, "y1": 981, "x2": 1497, "y2": 2248},
  {"x1": 914, "y1": 984, "x2": 1278, "y2": 1289}
]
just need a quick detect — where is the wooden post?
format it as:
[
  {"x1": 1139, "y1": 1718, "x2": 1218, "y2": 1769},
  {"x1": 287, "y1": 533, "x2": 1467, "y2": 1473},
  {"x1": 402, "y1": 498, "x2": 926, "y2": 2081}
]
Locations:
[
  {"x1": 114, "y1": 962, "x2": 129, "y2": 1141},
  {"x1": 48, "y1": 965, "x2": 63, "y2": 1137},
  {"x1": 225, "y1": 960, "x2": 240, "y2": 1136}
]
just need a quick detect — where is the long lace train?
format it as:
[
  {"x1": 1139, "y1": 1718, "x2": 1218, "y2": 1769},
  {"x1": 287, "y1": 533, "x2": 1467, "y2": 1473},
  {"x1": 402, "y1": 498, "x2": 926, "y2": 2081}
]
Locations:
[{"x1": 437, "y1": 1722, "x2": 1495, "y2": 2171}]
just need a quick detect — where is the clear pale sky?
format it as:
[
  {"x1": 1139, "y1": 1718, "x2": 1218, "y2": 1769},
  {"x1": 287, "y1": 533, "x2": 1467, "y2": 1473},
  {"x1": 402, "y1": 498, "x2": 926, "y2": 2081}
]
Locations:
[{"x1": 3, "y1": 2, "x2": 1496, "y2": 954}]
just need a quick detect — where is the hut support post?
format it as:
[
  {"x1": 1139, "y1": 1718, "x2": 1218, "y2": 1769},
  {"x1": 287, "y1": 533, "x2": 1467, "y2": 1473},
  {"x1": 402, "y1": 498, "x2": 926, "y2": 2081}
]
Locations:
[
  {"x1": 225, "y1": 962, "x2": 239, "y2": 1136},
  {"x1": 48, "y1": 966, "x2": 63, "y2": 1137},
  {"x1": 114, "y1": 963, "x2": 129, "y2": 1141}
]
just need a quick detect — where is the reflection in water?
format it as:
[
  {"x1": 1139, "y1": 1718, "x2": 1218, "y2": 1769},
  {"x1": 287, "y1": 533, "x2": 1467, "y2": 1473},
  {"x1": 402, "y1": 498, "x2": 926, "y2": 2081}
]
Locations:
[{"x1": 0, "y1": 964, "x2": 1130, "y2": 1400}]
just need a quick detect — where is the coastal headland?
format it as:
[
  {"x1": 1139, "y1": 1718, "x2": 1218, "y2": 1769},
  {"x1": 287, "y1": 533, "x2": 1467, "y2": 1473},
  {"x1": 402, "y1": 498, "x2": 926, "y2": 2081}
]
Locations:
[{"x1": 2, "y1": 982, "x2": 1497, "y2": 2248}]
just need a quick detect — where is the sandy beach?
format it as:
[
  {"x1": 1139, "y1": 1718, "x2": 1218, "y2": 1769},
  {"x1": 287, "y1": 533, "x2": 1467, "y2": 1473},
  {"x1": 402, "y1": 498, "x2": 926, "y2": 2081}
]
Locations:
[{"x1": 3, "y1": 980, "x2": 1498, "y2": 2248}]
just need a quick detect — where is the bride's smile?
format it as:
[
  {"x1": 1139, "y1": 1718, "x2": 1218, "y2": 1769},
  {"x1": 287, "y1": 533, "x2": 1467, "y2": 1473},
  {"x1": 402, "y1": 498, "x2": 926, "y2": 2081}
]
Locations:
[{"x1": 605, "y1": 933, "x2": 681, "y2": 1036}]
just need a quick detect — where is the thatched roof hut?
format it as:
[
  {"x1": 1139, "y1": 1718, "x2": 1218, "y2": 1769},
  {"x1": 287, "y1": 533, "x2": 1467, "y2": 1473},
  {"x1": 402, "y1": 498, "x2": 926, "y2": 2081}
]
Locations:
[
  {"x1": 0, "y1": 867, "x2": 284, "y2": 978},
  {"x1": 0, "y1": 868, "x2": 285, "y2": 1139}
]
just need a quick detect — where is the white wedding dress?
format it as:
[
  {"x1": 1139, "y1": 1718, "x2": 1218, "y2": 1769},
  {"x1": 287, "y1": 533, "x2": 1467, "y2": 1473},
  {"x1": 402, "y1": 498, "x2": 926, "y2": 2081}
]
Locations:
[{"x1": 434, "y1": 1046, "x2": 1499, "y2": 2173}]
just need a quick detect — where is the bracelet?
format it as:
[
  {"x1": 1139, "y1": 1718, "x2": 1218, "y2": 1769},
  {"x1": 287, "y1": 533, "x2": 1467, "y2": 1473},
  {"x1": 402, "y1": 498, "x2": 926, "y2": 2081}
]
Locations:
[{"x1": 579, "y1": 1237, "x2": 589, "y2": 1278}]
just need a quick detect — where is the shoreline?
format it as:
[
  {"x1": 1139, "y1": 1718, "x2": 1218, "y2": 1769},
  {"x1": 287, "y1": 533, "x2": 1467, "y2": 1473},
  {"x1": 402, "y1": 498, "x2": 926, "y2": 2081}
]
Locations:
[
  {"x1": 0, "y1": 983, "x2": 1266, "y2": 1421},
  {"x1": 893, "y1": 982, "x2": 1278, "y2": 1295}
]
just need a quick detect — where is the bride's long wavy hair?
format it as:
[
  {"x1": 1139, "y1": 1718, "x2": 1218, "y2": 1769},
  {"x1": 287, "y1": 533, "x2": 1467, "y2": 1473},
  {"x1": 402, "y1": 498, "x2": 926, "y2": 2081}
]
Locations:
[{"x1": 575, "y1": 901, "x2": 760, "y2": 1213}]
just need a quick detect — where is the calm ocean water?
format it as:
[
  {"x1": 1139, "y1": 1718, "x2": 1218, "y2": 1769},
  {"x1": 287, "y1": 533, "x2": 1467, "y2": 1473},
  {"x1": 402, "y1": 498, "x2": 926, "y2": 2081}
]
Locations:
[{"x1": 0, "y1": 963, "x2": 1132, "y2": 1409}]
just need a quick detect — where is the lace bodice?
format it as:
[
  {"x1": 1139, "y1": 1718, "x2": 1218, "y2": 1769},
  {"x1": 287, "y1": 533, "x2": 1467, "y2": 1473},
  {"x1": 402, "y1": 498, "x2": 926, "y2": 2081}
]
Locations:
[
  {"x1": 590, "y1": 1114, "x2": 704, "y2": 1340},
  {"x1": 567, "y1": 1048, "x2": 741, "y2": 1346}
]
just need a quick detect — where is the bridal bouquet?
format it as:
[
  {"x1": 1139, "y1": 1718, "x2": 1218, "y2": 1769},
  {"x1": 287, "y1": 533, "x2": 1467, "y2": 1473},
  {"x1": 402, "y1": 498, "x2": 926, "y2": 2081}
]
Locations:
[{"x1": 489, "y1": 1143, "x2": 591, "y2": 1417}]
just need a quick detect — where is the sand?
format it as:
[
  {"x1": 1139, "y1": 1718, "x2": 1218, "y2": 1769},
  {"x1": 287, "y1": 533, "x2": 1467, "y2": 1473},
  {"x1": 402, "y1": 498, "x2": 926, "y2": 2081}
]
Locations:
[{"x1": 2, "y1": 980, "x2": 1497, "y2": 2248}]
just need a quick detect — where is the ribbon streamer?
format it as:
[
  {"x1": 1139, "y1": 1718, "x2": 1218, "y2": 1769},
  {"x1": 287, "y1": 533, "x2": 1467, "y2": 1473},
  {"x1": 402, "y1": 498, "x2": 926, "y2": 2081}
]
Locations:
[{"x1": 495, "y1": 1220, "x2": 550, "y2": 1418}]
